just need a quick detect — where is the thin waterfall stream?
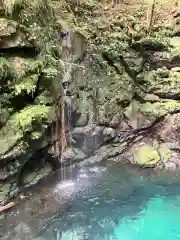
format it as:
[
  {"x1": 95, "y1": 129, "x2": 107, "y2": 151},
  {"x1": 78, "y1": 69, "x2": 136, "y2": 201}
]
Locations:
[{"x1": 57, "y1": 29, "x2": 76, "y2": 182}]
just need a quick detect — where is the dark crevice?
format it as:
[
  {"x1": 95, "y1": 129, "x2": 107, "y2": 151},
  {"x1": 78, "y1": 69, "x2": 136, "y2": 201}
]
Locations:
[
  {"x1": 102, "y1": 52, "x2": 122, "y2": 74},
  {"x1": 0, "y1": 46, "x2": 39, "y2": 58},
  {"x1": 149, "y1": 92, "x2": 180, "y2": 101},
  {"x1": 131, "y1": 40, "x2": 167, "y2": 52},
  {"x1": 16, "y1": 139, "x2": 62, "y2": 188}
]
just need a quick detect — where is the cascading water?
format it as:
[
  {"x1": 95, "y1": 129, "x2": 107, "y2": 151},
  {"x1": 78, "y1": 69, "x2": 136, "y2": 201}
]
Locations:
[{"x1": 57, "y1": 29, "x2": 77, "y2": 181}]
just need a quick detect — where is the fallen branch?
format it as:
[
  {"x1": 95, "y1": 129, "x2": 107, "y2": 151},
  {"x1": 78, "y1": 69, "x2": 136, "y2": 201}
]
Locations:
[{"x1": 0, "y1": 201, "x2": 15, "y2": 213}]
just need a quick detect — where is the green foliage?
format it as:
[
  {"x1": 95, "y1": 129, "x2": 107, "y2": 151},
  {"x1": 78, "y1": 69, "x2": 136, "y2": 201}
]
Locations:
[
  {"x1": 42, "y1": 67, "x2": 59, "y2": 80},
  {"x1": 24, "y1": 59, "x2": 44, "y2": 73},
  {"x1": 6, "y1": 105, "x2": 51, "y2": 133},
  {"x1": 34, "y1": 90, "x2": 53, "y2": 105},
  {"x1": 12, "y1": 74, "x2": 39, "y2": 96},
  {"x1": 0, "y1": 57, "x2": 11, "y2": 78},
  {"x1": 104, "y1": 40, "x2": 129, "y2": 58}
]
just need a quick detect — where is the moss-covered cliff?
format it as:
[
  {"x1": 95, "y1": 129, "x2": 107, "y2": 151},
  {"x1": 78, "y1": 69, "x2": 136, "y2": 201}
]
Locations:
[{"x1": 1, "y1": 0, "x2": 180, "y2": 205}]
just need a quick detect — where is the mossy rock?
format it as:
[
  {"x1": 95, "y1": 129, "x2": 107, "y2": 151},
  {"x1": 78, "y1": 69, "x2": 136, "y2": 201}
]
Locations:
[
  {"x1": 145, "y1": 68, "x2": 180, "y2": 96},
  {"x1": 140, "y1": 100, "x2": 180, "y2": 117},
  {"x1": 0, "y1": 18, "x2": 17, "y2": 37},
  {"x1": 0, "y1": 105, "x2": 52, "y2": 158},
  {"x1": 169, "y1": 37, "x2": 180, "y2": 48},
  {"x1": 134, "y1": 144, "x2": 171, "y2": 166}
]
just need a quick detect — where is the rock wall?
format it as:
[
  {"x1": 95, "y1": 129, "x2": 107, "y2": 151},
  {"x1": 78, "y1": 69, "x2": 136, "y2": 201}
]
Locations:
[
  {"x1": 1, "y1": 0, "x2": 180, "y2": 204},
  {"x1": 0, "y1": 0, "x2": 60, "y2": 204},
  {"x1": 60, "y1": 0, "x2": 180, "y2": 171}
]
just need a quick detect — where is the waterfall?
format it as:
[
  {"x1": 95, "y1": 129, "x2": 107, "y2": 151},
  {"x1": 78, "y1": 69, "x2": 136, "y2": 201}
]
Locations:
[
  {"x1": 53, "y1": 29, "x2": 87, "y2": 181},
  {"x1": 58, "y1": 29, "x2": 74, "y2": 181}
]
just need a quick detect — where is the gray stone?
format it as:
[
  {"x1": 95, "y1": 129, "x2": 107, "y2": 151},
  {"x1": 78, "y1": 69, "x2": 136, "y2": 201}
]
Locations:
[
  {"x1": 0, "y1": 31, "x2": 29, "y2": 49},
  {"x1": 0, "y1": 18, "x2": 17, "y2": 37},
  {"x1": 62, "y1": 148, "x2": 86, "y2": 162},
  {"x1": 164, "y1": 161, "x2": 177, "y2": 170},
  {"x1": 103, "y1": 127, "x2": 116, "y2": 141}
]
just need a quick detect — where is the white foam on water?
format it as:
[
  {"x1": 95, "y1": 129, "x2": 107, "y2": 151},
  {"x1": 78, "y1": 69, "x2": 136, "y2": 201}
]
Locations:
[
  {"x1": 78, "y1": 173, "x2": 89, "y2": 179},
  {"x1": 57, "y1": 180, "x2": 75, "y2": 189},
  {"x1": 89, "y1": 166, "x2": 107, "y2": 174},
  {"x1": 53, "y1": 180, "x2": 76, "y2": 200}
]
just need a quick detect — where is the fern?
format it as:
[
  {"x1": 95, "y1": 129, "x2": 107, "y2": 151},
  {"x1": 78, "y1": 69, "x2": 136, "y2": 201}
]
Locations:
[
  {"x1": 7, "y1": 105, "x2": 52, "y2": 132},
  {"x1": 12, "y1": 74, "x2": 39, "y2": 96},
  {"x1": 0, "y1": 57, "x2": 11, "y2": 78}
]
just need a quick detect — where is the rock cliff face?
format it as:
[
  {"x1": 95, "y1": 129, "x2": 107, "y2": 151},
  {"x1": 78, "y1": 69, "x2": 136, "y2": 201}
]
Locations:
[
  {"x1": 0, "y1": 0, "x2": 60, "y2": 204},
  {"x1": 1, "y1": 0, "x2": 180, "y2": 204}
]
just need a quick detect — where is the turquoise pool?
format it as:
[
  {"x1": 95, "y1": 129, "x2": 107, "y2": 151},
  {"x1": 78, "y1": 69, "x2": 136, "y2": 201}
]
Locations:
[{"x1": 33, "y1": 162, "x2": 180, "y2": 240}]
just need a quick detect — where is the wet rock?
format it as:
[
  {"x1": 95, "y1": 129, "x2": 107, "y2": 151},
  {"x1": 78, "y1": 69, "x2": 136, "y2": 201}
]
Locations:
[
  {"x1": 13, "y1": 223, "x2": 31, "y2": 240},
  {"x1": 61, "y1": 29, "x2": 86, "y2": 62},
  {"x1": 164, "y1": 161, "x2": 177, "y2": 170},
  {"x1": 72, "y1": 125, "x2": 116, "y2": 155},
  {"x1": 22, "y1": 163, "x2": 52, "y2": 187},
  {"x1": 62, "y1": 148, "x2": 86, "y2": 163}
]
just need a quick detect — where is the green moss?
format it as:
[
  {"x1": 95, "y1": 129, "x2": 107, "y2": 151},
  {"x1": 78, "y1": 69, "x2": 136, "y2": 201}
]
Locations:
[
  {"x1": 0, "y1": 105, "x2": 52, "y2": 157},
  {"x1": 135, "y1": 145, "x2": 160, "y2": 165},
  {"x1": 42, "y1": 66, "x2": 58, "y2": 80},
  {"x1": 135, "y1": 144, "x2": 171, "y2": 166},
  {"x1": 0, "y1": 57, "x2": 45, "y2": 80},
  {"x1": 169, "y1": 37, "x2": 180, "y2": 48},
  {"x1": 24, "y1": 59, "x2": 44, "y2": 73},
  {"x1": 7, "y1": 105, "x2": 52, "y2": 132},
  {"x1": 144, "y1": 68, "x2": 180, "y2": 97},
  {"x1": 140, "y1": 100, "x2": 180, "y2": 117},
  {"x1": 159, "y1": 147, "x2": 172, "y2": 163}
]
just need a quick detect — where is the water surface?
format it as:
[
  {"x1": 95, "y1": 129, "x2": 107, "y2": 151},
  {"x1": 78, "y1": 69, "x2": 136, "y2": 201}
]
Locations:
[{"x1": 2, "y1": 161, "x2": 180, "y2": 240}]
